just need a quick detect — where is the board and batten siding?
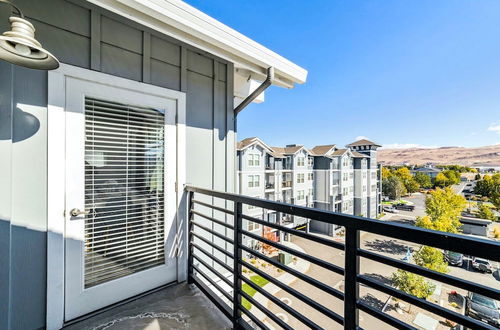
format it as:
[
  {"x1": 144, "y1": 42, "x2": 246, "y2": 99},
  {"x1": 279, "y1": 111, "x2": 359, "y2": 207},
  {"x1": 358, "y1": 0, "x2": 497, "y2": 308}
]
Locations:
[{"x1": 0, "y1": 0, "x2": 235, "y2": 329}]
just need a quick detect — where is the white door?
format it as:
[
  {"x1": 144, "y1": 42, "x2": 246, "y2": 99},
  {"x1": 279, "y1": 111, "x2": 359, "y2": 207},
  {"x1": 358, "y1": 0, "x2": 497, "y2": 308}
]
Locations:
[{"x1": 64, "y1": 76, "x2": 178, "y2": 320}]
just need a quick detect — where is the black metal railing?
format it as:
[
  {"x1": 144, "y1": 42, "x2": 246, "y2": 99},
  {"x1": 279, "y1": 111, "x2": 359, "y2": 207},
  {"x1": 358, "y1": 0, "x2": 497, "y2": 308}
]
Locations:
[{"x1": 186, "y1": 186, "x2": 500, "y2": 330}]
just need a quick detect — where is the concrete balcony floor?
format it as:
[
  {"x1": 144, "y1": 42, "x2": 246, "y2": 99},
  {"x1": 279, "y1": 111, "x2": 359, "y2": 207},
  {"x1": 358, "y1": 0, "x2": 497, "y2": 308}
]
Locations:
[{"x1": 64, "y1": 283, "x2": 231, "y2": 330}]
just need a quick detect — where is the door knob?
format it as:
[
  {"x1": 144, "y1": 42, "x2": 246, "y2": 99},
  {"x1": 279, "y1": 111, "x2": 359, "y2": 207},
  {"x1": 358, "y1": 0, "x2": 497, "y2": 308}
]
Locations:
[{"x1": 70, "y1": 208, "x2": 90, "y2": 217}]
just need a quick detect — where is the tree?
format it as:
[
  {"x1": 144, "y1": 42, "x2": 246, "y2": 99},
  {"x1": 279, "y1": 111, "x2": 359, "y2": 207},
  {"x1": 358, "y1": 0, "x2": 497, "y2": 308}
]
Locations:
[
  {"x1": 394, "y1": 167, "x2": 413, "y2": 183},
  {"x1": 477, "y1": 203, "x2": 497, "y2": 221},
  {"x1": 474, "y1": 174, "x2": 500, "y2": 210},
  {"x1": 414, "y1": 172, "x2": 432, "y2": 189},
  {"x1": 416, "y1": 187, "x2": 466, "y2": 233},
  {"x1": 392, "y1": 270, "x2": 435, "y2": 299},
  {"x1": 474, "y1": 173, "x2": 481, "y2": 181},
  {"x1": 383, "y1": 176, "x2": 407, "y2": 200},
  {"x1": 434, "y1": 172, "x2": 448, "y2": 188},
  {"x1": 442, "y1": 170, "x2": 461, "y2": 185},
  {"x1": 405, "y1": 178, "x2": 420, "y2": 195},
  {"x1": 381, "y1": 167, "x2": 392, "y2": 180},
  {"x1": 413, "y1": 246, "x2": 448, "y2": 273}
]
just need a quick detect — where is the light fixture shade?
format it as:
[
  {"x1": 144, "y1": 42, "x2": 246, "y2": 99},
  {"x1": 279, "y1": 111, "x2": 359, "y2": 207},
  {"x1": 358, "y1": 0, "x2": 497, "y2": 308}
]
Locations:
[{"x1": 0, "y1": 16, "x2": 59, "y2": 70}]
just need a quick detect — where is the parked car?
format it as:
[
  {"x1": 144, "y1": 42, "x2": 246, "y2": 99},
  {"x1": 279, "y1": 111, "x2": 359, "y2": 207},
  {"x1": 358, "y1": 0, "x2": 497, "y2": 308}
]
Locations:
[
  {"x1": 444, "y1": 251, "x2": 463, "y2": 267},
  {"x1": 471, "y1": 257, "x2": 493, "y2": 273},
  {"x1": 383, "y1": 206, "x2": 399, "y2": 213},
  {"x1": 465, "y1": 292, "x2": 500, "y2": 327},
  {"x1": 394, "y1": 203, "x2": 415, "y2": 211}
]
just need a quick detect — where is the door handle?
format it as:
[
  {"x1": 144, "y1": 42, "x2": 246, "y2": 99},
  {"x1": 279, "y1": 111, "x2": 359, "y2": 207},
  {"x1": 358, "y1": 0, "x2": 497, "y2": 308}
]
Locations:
[{"x1": 70, "y1": 208, "x2": 90, "y2": 217}]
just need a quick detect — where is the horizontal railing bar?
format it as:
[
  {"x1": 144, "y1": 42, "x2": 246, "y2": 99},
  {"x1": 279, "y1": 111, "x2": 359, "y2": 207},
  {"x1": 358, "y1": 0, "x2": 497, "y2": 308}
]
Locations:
[
  {"x1": 192, "y1": 254, "x2": 233, "y2": 287},
  {"x1": 358, "y1": 248, "x2": 500, "y2": 301},
  {"x1": 192, "y1": 199, "x2": 234, "y2": 215},
  {"x1": 358, "y1": 275, "x2": 496, "y2": 330},
  {"x1": 357, "y1": 301, "x2": 418, "y2": 330},
  {"x1": 190, "y1": 274, "x2": 233, "y2": 322},
  {"x1": 239, "y1": 290, "x2": 293, "y2": 330},
  {"x1": 241, "y1": 214, "x2": 345, "y2": 251},
  {"x1": 241, "y1": 245, "x2": 345, "y2": 301},
  {"x1": 241, "y1": 276, "x2": 323, "y2": 329},
  {"x1": 185, "y1": 186, "x2": 500, "y2": 262},
  {"x1": 238, "y1": 306, "x2": 270, "y2": 330},
  {"x1": 191, "y1": 222, "x2": 234, "y2": 244},
  {"x1": 242, "y1": 229, "x2": 344, "y2": 276},
  {"x1": 241, "y1": 260, "x2": 344, "y2": 325},
  {"x1": 191, "y1": 239, "x2": 234, "y2": 266},
  {"x1": 191, "y1": 210, "x2": 234, "y2": 230},
  {"x1": 192, "y1": 264, "x2": 233, "y2": 302}
]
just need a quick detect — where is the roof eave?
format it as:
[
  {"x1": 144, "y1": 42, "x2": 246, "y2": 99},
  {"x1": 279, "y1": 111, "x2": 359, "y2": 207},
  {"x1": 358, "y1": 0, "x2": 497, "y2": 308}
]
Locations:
[{"x1": 88, "y1": 0, "x2": 308, "y2": 88}]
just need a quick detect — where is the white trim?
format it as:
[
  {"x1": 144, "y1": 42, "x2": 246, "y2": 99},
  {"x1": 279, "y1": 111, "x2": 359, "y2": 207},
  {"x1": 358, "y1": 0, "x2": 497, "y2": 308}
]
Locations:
[
  {"x1": 47, "y1": 63, "x2": 186, "y2": 329},
  {"x1": 86, "y1": 0, "x2": 307, "y2": 88}
]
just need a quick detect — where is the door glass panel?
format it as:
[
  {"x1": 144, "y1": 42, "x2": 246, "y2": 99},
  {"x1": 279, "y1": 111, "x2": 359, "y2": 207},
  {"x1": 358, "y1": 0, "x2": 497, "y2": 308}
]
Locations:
[{"x1": 84, "y1": 97, "x2": 165, "y2": 288}]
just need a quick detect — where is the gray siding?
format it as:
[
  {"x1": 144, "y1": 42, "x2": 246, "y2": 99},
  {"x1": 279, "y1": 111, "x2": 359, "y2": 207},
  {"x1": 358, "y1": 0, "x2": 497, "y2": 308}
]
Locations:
[{"x1": 0, "y1": 1, "x2": 235, "y2": 329}]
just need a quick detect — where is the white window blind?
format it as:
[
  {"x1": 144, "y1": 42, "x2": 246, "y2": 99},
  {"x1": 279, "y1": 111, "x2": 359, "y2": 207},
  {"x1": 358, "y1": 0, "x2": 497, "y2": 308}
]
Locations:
[{"x1": 84, "y1": 97, "x2": 165, "y2": 288}]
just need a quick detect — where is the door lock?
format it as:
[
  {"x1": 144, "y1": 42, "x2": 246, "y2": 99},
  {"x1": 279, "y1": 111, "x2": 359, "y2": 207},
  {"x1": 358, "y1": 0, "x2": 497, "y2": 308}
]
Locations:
[{"x1": 70, "y1": 208, "x2": 90, "y2": 217}]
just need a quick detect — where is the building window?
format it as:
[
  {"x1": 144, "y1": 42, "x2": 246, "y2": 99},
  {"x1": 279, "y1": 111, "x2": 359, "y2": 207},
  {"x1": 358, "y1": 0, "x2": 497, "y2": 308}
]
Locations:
[
  {"x1": 349, "y1": 186, "x2": 353, "y2": 193},
  {"x1": 308, "y1": 173, "x2": 314, "y2": 181},
  {"x1": 297, "y1": 156, "x2": 305, "y2": 167},
  {"x1": 297, "y1": 173, "x2": 305, "y2": 183},
  {"x1": 371, "y1": 172, "x2": 376, "y2": 179},
  {"x1": 363, "y1": 172, "x2": 366, "y2": 178},
  {"x1": 248, "y1": 154, "x2": 260, "y2": 167},
  {"x1": 371, "y1": 184, "x2": 376, "y2": 192},
  {"x1": 363, "y1": 185, "x2": 367, "y2": 192},
  {"x1": 343, "y1": 173, "x2": 348, "y2": 181},
  {"x1": 248, "y1": 220, "x2": 261, "y2": 231},
  {"x1": 349, "y1": 173, "x2": 353, "y2": 179},
  {"x1": 308, "y1": 157, "x2": 313, "y2": 167},
  {"x1": 343, "y1": 188, "x2": 348, "y2": 195},
  {"x1": 297, "y1": 190, "x2": 305, "y2": 200},
  {"x1": 248, "y1": 175, "x2": 260, "y2": 188}
]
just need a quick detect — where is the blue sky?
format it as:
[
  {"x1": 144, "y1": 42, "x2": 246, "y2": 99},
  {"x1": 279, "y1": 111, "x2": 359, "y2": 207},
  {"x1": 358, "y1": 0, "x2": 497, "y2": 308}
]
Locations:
[{"x1": 185, "y1": 0, "x2": 500, "y2": 149}]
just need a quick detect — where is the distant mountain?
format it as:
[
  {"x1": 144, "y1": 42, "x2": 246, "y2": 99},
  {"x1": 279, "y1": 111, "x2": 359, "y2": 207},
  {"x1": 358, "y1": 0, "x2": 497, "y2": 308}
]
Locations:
[{"x1": 377, "y1": 144, "x2": 500, "y2": 166}]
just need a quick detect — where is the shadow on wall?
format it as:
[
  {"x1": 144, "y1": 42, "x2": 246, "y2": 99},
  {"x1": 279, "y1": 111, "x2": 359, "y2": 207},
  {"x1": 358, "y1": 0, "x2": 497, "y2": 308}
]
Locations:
[{"x1": 0, "y1": 104, "x2": 40, "y2": 142}]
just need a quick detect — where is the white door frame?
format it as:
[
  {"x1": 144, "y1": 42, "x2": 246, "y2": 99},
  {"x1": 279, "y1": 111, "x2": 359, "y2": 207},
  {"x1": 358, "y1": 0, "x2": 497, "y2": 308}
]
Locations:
[{"x1": 47, "y1": 63, "x2": 186, "y2": 330}]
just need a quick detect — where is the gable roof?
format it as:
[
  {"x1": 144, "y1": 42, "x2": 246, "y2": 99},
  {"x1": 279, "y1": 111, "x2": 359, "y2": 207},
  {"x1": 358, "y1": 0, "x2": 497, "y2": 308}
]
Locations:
[
  {"x1": 311, "y1": 144, "x2": 336, "y2": 156},
  {"x1": 346, "y1": 139, "x2": 382, "y2": 147},
  {"x1": 352, "y1": 151, "x2": 368, "y2": 158},
  {"x1": 330, "y1": 148, "x2": 348, "y2": 156},
  {"x1": 237, "y1": 137, "x2": 273, "y2": 153}
]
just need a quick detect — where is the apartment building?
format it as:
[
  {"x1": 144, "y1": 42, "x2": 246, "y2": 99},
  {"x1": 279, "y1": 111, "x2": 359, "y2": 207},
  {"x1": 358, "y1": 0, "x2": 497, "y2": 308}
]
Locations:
[
  {"x1": 237, "y1": 137, "x2": 381, "y2": 239},
  {"x1": 237, "y1": 138, "x2": 314, "y2": 247}
]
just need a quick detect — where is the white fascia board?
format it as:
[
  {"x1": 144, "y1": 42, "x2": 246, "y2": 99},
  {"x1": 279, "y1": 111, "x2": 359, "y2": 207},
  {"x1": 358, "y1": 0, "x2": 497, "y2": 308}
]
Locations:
[{"x1": 87, "y1": 0, "x2": 308, "y2": 88}]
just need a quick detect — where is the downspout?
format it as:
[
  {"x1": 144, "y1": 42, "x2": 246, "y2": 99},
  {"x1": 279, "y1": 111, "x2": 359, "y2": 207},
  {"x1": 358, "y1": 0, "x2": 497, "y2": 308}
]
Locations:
[{"x1": 234, "y1": 66, "x2": 274, "y2": 116}]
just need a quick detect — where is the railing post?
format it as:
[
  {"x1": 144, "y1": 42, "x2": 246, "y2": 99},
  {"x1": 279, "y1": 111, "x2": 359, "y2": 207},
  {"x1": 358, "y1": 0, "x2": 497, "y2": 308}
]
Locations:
[
  {"x1": 344, "y1": 227, "x2": 360, "y2": 329},
  {"x1": 233, "y1": 202, "x2": 243, "y2": 328},
  {"x1": 187, "y1": 190, "x2": 194, "y2": 284}
]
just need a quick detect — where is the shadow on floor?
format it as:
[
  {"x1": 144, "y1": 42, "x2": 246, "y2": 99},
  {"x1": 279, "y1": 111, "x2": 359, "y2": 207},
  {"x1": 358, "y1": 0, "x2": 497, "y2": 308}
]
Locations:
[{"x1": 64, "y1": 283, "x2": 232, "y2": 330}]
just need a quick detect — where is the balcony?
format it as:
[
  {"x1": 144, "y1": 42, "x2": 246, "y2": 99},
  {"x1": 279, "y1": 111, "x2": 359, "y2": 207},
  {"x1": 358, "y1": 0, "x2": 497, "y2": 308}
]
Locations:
[
  {"x1": 282, "y1": 181, "x2": 292, "y2": 188},
  {"x1": 265, "y1": 182, "x2": 275, "y2": 190},
  {"x1": 186, "y1": 186, "x2": 500, "y2": 330}
]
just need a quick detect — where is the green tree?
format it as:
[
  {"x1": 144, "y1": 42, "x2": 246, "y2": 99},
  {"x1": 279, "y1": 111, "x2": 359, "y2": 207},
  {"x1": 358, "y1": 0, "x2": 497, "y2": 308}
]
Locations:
[
  {"x1": 474, "y1": 173, "x2": 481, "y2": 180},
  {"x1": 414, "y1": 172, "x2": 432, "y2": 189},
  {"x1": 442, "y1": 170, "x2": 461, "y2": 185},
  {"x1": 413, "y1": 246, "x2": 448, "y2": 273},
  {"x1": 416, "y1": 187, "x2": 466, "y2": 233},
  {"x1": 383, "y1": 176, "x2": 407, "y2": 200},
  {"x1": 477, "y1": 203, "x2": 497, "y2": 221},
  {"x1": 405, "y1": 178, "x2": 420, "y2": 195},
  {"x1": 434, "y1": 172, "x2": 448, "y2": 188},
  {"x1": 392, "y1": 270, "x2": 435, "y2": 299}
]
